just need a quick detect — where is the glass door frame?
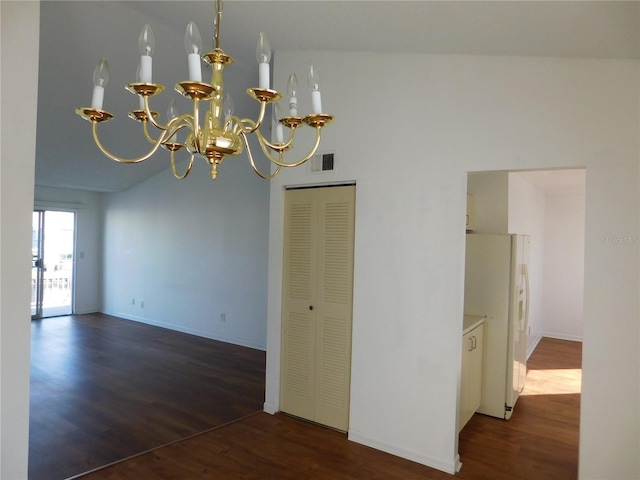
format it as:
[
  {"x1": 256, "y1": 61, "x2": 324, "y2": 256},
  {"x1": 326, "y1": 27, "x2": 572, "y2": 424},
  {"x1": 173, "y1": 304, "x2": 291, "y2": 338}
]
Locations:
[
  {"x1": 31, "y1": 209, "x2": 76, "y2": 319},
  {"x1": 32, "y1": 210, "x2": 45, "y2": 319}
]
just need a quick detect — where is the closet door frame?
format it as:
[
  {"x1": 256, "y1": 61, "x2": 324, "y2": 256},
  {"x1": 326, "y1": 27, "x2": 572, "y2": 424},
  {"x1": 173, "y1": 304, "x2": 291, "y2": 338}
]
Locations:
[{"x1": 280, "y1": 184, "x2": 356, "y2": 432}]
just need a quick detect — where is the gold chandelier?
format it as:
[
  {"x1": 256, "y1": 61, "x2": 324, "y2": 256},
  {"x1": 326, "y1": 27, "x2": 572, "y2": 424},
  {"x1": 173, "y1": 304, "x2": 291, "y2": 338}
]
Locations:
[{"x1": 75, "y1": 0, "x2": 333, "y2": 181}]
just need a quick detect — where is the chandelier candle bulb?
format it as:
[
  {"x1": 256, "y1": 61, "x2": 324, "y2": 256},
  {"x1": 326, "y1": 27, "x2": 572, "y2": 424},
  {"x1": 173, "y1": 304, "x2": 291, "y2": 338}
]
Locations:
[
  {"x1": 185, "y1": 22, "x2": 203, "y2": 82},
  {"x1": 138, "y1": 24, "x2": 155, "y2": 83},
  {"x1": 276, "y1": 123, "x2": 284, "y2": 143},
  {"x1": 256, "y1": 32, "x2": 271, "y2": 89},
  {"x1": 287, "y1": 73, "x2": 298, "y2": 116},
  {"x1": 308, "y1": 64, "x2": 322, "y2": 114},
  {"x1": 274, "y1": 103, "x2": 284, "y2": 143},
  {"x1": 91, "y1": 58, "x2": 109, "y2": 110},
  {"x1": 135, "y1": 64, "x2": 145, "y2": 110},
  {"x1": 91, "y1": 87, "x2": 105, "y2": 111},
  {"x1": 166, "y1": 99, "x2": 179, "y2": 142},
  {"x1": 223, "y1": 93, "x2": 234, "y2": 126},
  {"x1": 311, "y1": 91, "x2": 322, "y2": 114}
]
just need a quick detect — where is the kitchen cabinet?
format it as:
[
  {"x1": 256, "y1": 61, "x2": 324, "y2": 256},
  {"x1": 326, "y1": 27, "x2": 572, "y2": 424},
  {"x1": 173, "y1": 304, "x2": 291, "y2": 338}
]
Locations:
[{"x1": 459, "y1": 316, "x2": 485, "y2": 432}]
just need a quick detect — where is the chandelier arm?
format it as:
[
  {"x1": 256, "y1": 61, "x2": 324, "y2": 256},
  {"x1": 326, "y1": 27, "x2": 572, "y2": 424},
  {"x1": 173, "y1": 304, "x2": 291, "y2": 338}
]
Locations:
[
  {"x1": 263, "y1": 127, "x2": 323, "y2": 168},
  {"x1": 142, "y1": 121, "x2": 161, "y2": 144},
  {"x1": 164, "y1": 123, "x2": 191, "y2": 147},
  {"x1": 231, "y1": 116, "x2": 254, "y2": 136},
  {"x1": 240, "y1": 101, "x2": 267, "y2": 135},
  {"x1": 142, "y1": 116, "x2": 192, "y2": 146},
  {"x1": 224, "y1": 116, "x2": 246, "y2": 134},
  {"x1": 92, "y1": 120, "x2": 167, "y2": 164},
  {"x1": 142, "y1": 96, "x2": 164, "y2": 131},
  {"x1": 255, "y1": 125, "x2": 295, "y2": 152},
  {"x1": 175, "y1": 114, "x2": 195, "y2": 131},
  {"x1": 255, "y1": 129, "x2": 286, "y2": 161},
  {"x1": 170, "y1": 151, "x2": 196, "y2": 179},
  {"x1": 141, "y1": 96, "x2": 195, "y2": 133},
  {"x1": 241, "y1": 131, "x2": 282, "y2": 179}
]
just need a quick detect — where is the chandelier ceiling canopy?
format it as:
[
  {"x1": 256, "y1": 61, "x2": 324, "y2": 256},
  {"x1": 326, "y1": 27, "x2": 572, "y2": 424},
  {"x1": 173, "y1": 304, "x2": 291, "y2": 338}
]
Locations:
[{"x1": 76, "y1": 0, "x2": 333, "y2": 181}]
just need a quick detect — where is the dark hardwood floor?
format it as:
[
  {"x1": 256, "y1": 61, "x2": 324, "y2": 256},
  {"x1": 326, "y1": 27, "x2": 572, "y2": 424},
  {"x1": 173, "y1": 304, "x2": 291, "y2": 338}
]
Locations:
[
  {"x1": 29, "y1": 313, "x2": 266, "y2": 480},
  {"x1": 456, "y1": 337, "x2": 581, "y2": 479},
  {"x1": 75, "y1": 337, "x2": 581, "y2": 480}
]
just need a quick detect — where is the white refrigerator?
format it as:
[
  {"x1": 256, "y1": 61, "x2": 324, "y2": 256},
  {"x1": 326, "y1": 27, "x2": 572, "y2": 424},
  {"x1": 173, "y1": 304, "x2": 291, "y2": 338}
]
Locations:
[{"x1": 464, "y1": 233, "x2": 530, "y2": 420}]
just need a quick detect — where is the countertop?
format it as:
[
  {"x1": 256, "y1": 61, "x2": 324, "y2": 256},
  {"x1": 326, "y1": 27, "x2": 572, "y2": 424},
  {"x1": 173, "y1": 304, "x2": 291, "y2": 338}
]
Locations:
[{"x1": 463, "y1": 314, "x2": 486, "y2": 334}]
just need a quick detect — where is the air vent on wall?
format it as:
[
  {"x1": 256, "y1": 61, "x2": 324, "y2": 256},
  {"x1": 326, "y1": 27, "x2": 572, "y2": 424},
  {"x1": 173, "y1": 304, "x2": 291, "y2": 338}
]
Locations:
[{"x1": 309, "y1": 152, "x2": 336, "y2": 173}]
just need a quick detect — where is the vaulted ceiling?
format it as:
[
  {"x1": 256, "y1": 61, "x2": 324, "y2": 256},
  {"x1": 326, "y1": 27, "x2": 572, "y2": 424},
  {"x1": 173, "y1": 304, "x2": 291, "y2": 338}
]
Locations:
[{"x1": 35, "y1": 1, "x2": 639, "y2": 192}]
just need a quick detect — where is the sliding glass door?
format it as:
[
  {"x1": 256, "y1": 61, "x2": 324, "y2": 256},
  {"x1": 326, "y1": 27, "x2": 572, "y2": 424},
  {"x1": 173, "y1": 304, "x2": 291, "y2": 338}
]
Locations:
[
  {"x1": 31, "y1": 210, "x2": 75, "y2": 319},
  {"x1": 31, "y1": 211, "x2": 45, "y2": 318}
]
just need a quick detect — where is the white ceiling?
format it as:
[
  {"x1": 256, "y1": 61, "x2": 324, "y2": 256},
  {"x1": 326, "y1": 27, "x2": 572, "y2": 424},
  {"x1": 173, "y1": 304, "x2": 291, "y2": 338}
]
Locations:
[{"x1": 35, "y1": 1, "x2": 639, "y2": 192}]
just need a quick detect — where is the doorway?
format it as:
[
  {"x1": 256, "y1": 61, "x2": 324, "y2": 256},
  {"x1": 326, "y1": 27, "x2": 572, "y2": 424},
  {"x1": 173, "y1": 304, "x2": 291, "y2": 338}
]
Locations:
[
  {"x1": 459, "y1": 168, "x2": 585, "y2": 468},
  {"x1": 32, "y1": 210, "x2": 75, "y2": 318},
  {"x1": 465, "y1": 169, "x2": 586, "y2": 347}
]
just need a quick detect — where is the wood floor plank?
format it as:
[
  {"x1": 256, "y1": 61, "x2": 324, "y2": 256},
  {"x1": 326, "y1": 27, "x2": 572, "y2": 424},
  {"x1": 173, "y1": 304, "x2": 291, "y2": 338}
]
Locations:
[
  {"x1": 29, "y1": 314, "x2": 265, "y2": 480},
  {"x1": 76, "y1": 337, "x2": 581, "y2": 480}
]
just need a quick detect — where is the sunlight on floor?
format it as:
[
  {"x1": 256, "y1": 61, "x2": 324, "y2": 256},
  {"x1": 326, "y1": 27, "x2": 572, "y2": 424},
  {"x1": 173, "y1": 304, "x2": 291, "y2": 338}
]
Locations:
[{"x1": 521, "y1": 368, "x2": 582, "y2": 396}]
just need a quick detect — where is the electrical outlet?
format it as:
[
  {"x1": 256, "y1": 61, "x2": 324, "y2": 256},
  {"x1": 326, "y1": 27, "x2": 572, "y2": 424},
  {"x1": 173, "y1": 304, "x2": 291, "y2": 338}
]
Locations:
[
  {"x1": 220, "y1": 313, "x2": 226, "y2": 322},
  {"x1": 140, "y1": 301, "x2": 145, "y2": 308},
  {"x1": 131, "y1": 298, "x2": 135, "y2": 305}
]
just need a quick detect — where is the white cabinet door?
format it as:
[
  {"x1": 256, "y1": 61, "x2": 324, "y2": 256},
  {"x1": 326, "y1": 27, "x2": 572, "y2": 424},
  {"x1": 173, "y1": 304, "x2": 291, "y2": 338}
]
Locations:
[
  {"x1": 468, "y1": 323, "x2": 484, "y2": 414},
  {"x1": 459, "y1": 323, "x2": 484, "y2": 431}
]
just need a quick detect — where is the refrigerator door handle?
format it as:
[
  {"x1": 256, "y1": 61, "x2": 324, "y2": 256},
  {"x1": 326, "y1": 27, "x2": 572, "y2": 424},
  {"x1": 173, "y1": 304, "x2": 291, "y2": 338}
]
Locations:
[{"x1": 523, "y1": 264, "x2": 530, "y2": 332}]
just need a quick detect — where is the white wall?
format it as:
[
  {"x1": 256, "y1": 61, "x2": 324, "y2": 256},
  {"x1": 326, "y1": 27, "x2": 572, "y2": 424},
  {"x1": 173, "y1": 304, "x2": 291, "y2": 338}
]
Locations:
[
  {"x1": 101, "y1": 157, "x2": 270, "y2": 350},
  {"x1": 542, "y1": 191, "x2": 585, "y2": 341},
  {"x1": 508, "y1": 172, "x2": 547, "y2": 355},
  {"x1": 34, "y1": 187, "x2": 102, "y2": 314},
  {"x1": 266, "y1": 51, "x2": 639, "y2": 479},
  {"x1": 0, "y1": 2, "x2": 40, "y2": 478}
]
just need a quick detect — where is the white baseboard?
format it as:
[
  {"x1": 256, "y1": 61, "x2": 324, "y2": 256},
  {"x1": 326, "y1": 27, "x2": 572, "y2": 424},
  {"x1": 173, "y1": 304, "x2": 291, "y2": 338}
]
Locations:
[
  {"x1": 73, "y1": 307, "x2": 100, "y2": 315},
  {"x1": 100, "y1": 309, "x2": 266, "y2": 351},
  {"x1": 263, "y1": 402, "x2": 278, "y2": 415},
  {"x1": 348, "y1": 429, "x2": 457, "y2": 475},
  {"x1": 527, "y1": 334, "x2": 542, "y2": 360},
  {"x1": 541, "y1": 332, "x2": 583, "y2": 343}
]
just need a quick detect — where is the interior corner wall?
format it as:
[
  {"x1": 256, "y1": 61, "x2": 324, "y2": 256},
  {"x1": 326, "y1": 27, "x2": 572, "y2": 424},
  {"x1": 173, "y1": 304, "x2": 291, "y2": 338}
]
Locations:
[
  {"x1": 541, "y1": 191, "x2": 585, "y2": 341},
  {"x1": 34, "y1": 186, "x2": 103, "y2": 314},
  {"x1": 467, "y1": 171, "x2": 509, "y2": 233},
  {"x1": 267, "y1": 51, "x2": 638, "y2": 479},
  {"x1": 101, "y1": 158, "x2": 270, "y2": 350},
  {"x1": 1, "y1": 1, "x2": 40, "y2": 478}
]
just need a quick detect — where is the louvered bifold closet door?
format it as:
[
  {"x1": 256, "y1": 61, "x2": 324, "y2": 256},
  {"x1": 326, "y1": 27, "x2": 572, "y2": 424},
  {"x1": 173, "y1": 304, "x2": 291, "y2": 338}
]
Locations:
[
  {"x1": 281, "y1": 185, "x2": 355, "y2": 432},
  {"x1": 315, "y1": 186, "x2": 355, "y2": 431},
  {"x1": 281, "y1": 188, "x2": 318, "y2": 421}
]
